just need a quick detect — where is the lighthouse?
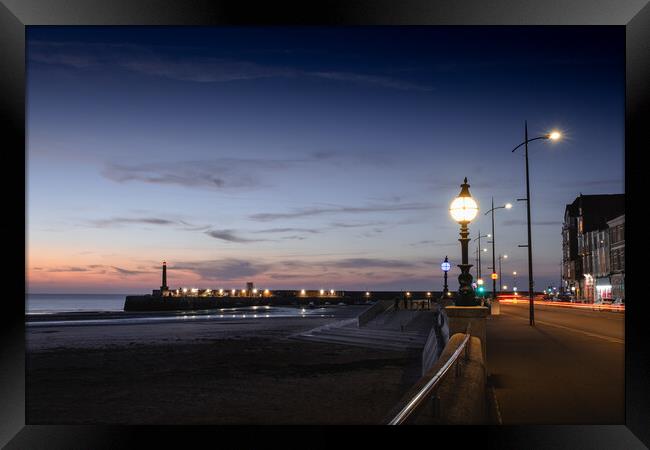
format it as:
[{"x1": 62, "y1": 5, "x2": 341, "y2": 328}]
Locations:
[{"x1": 161, "y1": 261, "x2": 169, "y2": 295}]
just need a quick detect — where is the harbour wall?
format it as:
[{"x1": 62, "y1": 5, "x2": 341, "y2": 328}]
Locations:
[{"x1": 124, "y1": 291, "x2": 451, "y2": 312}]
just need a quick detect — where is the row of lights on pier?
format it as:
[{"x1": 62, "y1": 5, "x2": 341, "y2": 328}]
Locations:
[
  {"x1": 300, "y1": 289, "x2": 336, "y2": 296},
  {"x1": 174, "y1": 288, "x2": 271, "y2": 296}
]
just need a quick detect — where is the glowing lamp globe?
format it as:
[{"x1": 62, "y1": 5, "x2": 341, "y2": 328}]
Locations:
[
  {"x1": 548, "y1": 131, "x2": 561, "y2": 141},
  {"x1": 450, "y1": 177, "x2": 478, "y2": 223}
]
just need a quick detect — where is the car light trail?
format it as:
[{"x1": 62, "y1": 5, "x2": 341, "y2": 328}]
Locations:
[{"x1": 498, "y1": 295, "x2": 625, "y2": 312}]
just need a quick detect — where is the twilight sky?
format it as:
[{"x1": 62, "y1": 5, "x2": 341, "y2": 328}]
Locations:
[{"x1": 26, "y1": 26, "x2": 624, "y2": 294}]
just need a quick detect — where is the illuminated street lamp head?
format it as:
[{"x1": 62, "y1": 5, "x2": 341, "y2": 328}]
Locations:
[
  {"x1": 548, "y1": 130, "x2": 562, "y2": 141},
  {"x1": 449, "y1": 177, "x2": 478, "y2": 224},
  {"x1": 505, "y1": 203, "x2": 513, "y2": 209},
  {"x1": 503, "y1": 254, "x2": 508, "y2": 259}
]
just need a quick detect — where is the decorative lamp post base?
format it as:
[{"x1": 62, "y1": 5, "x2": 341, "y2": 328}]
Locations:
[{"x1": 456, "y1": 263, "x2": 479, "y2": 306}]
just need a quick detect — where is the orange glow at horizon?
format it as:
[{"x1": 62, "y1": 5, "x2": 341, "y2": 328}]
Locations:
[{"x1": 26, "y1": 258, "x2": 441, "y2": 293}]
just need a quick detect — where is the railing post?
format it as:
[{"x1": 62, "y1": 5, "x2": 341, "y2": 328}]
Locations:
[{"x1": 431, "y1": 395, "x2": 440, "y2": 418}]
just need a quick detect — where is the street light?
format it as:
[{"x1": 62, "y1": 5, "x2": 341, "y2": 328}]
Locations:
[
  {"x1": 484, "y1": 199, "x2": 513, "y2": 301},
  {"x1": 498, "y1": 254, "x2": 508, "y2": 291},
  {"x1": 512, "y1": 122, "x2": 563, "y2": 326},
  {"x1": 472, "y1": 232, "x2": 491, "y2": 282},
  {"x1": 449, "y1": 177, "x2": 479, "y2": 306}
]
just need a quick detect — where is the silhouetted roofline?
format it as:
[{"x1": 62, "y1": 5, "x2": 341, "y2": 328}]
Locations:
[{"x1": 564, "y1": 193, "x2": 625, "y2": 232}]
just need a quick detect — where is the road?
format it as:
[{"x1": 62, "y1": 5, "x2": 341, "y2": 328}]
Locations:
[{"x1": 486, "y1": 301, "x2": 624, "y2": 424}]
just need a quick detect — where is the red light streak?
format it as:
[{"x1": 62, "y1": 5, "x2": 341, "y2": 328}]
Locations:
[{"x1": 497, "y1": 295, "x2": 625, "y2": 312}]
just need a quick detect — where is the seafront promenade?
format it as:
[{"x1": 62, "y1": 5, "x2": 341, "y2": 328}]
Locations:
[{"x1": 486, "y1": 301, "x2": 624, "y2": 424}]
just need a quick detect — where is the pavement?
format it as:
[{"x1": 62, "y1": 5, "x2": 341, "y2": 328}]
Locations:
[{"x1": 486, "y1": 301, "x2": 624, "y2": 424}]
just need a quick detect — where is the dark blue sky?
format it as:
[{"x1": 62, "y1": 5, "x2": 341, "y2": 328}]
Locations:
[{"x1": 26, "y1": 26, "x2": 624, "y2": 293}]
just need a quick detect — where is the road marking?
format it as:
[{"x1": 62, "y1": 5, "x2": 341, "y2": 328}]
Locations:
[{"x1": 501, "y1": 312, "x2": 624, "y2": 344}]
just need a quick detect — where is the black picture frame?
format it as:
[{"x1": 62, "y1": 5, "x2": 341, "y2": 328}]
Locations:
[{"x1": 1, "y1": 0, "x2": 647, "y2": 447}]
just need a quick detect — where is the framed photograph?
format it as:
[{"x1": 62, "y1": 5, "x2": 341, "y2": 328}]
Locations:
[{"x1": 1, "y1": 0, "x2": 647, "y2": 447}]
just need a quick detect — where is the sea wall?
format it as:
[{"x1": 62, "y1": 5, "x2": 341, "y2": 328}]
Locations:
[{"x1": 124, "y1": 294, "x2": 369, "y2": 311}]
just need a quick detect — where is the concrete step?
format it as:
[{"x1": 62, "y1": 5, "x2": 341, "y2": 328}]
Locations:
[
  {"x1": 364, "y1": 310, "x2": 428, "y2": 330},
  {"x1": 298, "y1": 327, "x2": 428, "y2": 349},
  {"x1": 312, "y1": 327, "x2": 427, "y2": 342},
  {"x1": 306, "y1": 333, "x2": 426, "y2": 348},
  {"x1": 331, "y1": 326, "x2": 425, "y2": 336},
  {"x1": 292, "y1": 333, "x2": 423, "y2": 352}
]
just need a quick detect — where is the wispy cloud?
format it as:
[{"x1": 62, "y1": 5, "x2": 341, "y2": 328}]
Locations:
[
  {"x1": 28, "y1": 41, "x2": 433, "y2": 92},
  {"x1": 307, "y1": 71, "x2": 433, "y2": 91},
  {"x1": 250, "y1": 202, "x2": 434, "y2": 222},
  {"x1": 172, "y1": 259, "x2": 271, "y2": 281},
  {"x1": 40, "y1": 266, "x2": 92, "y2": 273},
  {"x1": 111, "y1": 266, "x2": 150, "y2": 276},
  {"x1": 204, "y1": 229, "x2": 270, "y2": 243},
  {"x1": 328, "y1": 221, "x2": 385, "y2": 229},
  {"x1": 89, "y1": 217, "x2": 176, "y2": 227},
  {"x1": 101, "y1": 153, "x2": 341, "y2": 192},
  {"x1": 34, "y1": 264, "x2": 153, "y2": 277},
  {"x1": 325, "y1": 258, "x2": 420, "y2": 269},
  {"x1": 252, "y1": 227, "x2": 322, "y2": 234},
  {"x1": 102, "y1": 161, "x2": 257, "y2": 191},
  {"x1": 85, "y1": 216, "x2": 209, "y2": 231},
  {"x1": 502, "y1": 219, "x2": 562, "y2": 227}
]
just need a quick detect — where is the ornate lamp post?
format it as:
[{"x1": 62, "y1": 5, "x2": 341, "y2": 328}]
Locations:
[
  {"x1": 441, "y1": 256, "x2": 451, "y2": 298},
  {"x1": 449, "y1": 177, "x2": 479, "y2": 306}
]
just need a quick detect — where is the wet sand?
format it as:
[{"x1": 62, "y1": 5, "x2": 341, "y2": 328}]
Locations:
[{"x1": 27, "y1": 309, "x2": 421, "y2": 424}]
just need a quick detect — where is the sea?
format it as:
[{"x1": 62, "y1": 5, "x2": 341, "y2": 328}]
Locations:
[
  {"x1": 26, "y1": 294, "x2": 127, "y2": 314},
  {"x1": 25, "y1": 294, "x2": 362, "y2": 325}
]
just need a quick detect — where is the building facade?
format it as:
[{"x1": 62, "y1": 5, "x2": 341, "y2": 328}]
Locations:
[
  {"x1": 607, "y1": 214, "x2": 625, "y2": 302},
  {"x1": 562, "y1": 194, "x2": 624, "y2": 302},
  {"x1": 562, "y1": 201, "x2": 580, "y2": 296}
]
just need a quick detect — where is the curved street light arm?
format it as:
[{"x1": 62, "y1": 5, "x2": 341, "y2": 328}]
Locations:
[
  {"x1": 484, "y1": 205, "x2": 507, "y2": 215},
  {"x1": 511, "y1": 135, "x2": 549, "y2": 153}
]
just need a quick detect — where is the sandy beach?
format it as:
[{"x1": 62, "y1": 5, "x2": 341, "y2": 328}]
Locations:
[{"x1": 26, "y1": 307, "x2": 422, "y2": 424}]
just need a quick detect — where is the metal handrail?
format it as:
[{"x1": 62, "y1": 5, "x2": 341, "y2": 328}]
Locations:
[{"x1": 387, "y1": 323, "x2": 472, "y2": 425}]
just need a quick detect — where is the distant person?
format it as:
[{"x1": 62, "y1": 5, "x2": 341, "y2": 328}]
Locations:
[{"x1": 394, "y1": 297, "x2": 400, "y2": 311}]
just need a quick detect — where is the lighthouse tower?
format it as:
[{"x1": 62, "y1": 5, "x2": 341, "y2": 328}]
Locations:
[{"x1": 161, "y1": 261, "x2": 169, "y2": 296}]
